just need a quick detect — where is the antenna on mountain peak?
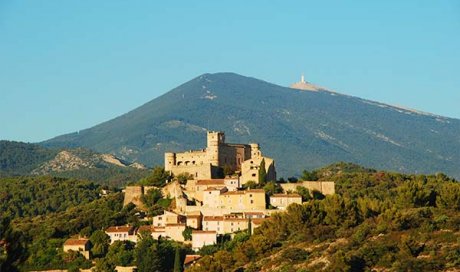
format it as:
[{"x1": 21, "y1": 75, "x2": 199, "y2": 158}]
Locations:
[{"x1": 301, "y1": 73, "x2": 305, "y2": 83}]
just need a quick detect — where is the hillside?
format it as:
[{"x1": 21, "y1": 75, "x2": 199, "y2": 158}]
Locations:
[
  {"x1": 187, "y1": 163, "x2": 460, "y2": 272},
  {"x1": 0, "y1": 141, "x2": 150, "y2": 186},
  {"x1": 41, "y1": 73, "x2": 460, "y2": 179}
]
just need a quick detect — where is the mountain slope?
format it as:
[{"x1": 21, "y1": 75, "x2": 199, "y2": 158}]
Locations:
[
  {"x1": 0, "y1": 141, "x2": 149, "y2": 186},
  {"x1": 41, "y1": 73, "x2": 460, "y2": 179}
]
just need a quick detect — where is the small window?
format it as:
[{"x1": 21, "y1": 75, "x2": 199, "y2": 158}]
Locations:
[
  {"x1": 250, "y1": 200, "x2": 254, "y2": 204},
  {"x1": 252, "y1": 174, "x2": 256, "y2": 177}
]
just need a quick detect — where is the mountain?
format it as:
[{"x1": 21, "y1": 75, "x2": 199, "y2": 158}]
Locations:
[
  {"x1": 0, "y1": 141, "x2": 149, "y2": 186},
  {"x1": 41, "y1": 73, "x2": 460, "y2": 179}
]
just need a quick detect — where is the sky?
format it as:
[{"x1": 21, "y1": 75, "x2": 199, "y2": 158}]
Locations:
[{"x1": 1, "y1": 1, "x2": 459, "y2": 143}]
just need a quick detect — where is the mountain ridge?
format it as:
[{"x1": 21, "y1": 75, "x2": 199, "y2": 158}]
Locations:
[{"x1": 41, "y1": 72, "x2": 460, "y2": 179}]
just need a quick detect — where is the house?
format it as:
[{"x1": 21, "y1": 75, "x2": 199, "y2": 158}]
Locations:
[
  {"x1": 220, "y1": 189, "x2": 266, "y2": 210},
  {"x1": 191, "y1": 231, "x2": 217, "y2": 250},
  {"x1": 203, "y1": 187, "x2": 227, "y2": 208},
  {"x1": 251, "y1": 218, "x2": 267, "y2": 233},
  {"x1": 202, "y1": 216, "x2": 224, "y2": 234},
  {"x1": 105, "y1": 226, "x2": 137, "y2": 244},
  {"x1": 165, "y1": 224, "x2": 186, "y2": 242},
  {"x1": 223, "y1": 215, "x2": 249, "y2": 233},
  {"x1": 184, "y1": 255, "x2": 202, "y2": 269},
  {"x1": 186, "y1": 213, "x2": 202, "y2": 229},
  {"x1": 152, "y1": 210, "x2": 185, "y2": 227},
  {"x1": 63, "y1": 238, "x2": 91, "y2": 259},
  {"x1": 270, "y1": 193, "x2": 302, "y2": 209}
]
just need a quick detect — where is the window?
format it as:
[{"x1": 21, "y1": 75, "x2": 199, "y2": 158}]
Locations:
[
  {"x1": 249, "y1": 194, "x2": 252, "y2": 197},
  {"x1": 250, "y1": 200, "x2": 254, "y2": 204},
  {"x1": 252, "y1": 174, "x2": 256, "y2": 177}
]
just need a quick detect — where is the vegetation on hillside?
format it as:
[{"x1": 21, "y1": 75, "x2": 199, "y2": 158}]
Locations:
[
  {"x1": 0, "y1": 141, "x2": 151, "y2": 187},
  {"x1": 0, "y1": 141, "x2": 57, "y2": 176},
  {"x1": 0, "y1": 176, "x2": 100, "y2": 219},
  {"x1": 187, "y1": 163, "x2": 460, "y2": 272}
]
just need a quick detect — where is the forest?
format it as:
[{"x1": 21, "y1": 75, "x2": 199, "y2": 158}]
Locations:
[{"x1": 1, "y1": 163, "x2": 459, "y2": 271}]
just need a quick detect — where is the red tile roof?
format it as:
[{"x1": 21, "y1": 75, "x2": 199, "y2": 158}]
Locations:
[
  {"x1": 105, "y1": 226, "x2": 135, "y2": 233},
  {"x1": 192, "y1": 230, "x2": 217, "y2": 234},
  {"x1": 196, "y1": 180, "x2": 225, "y2": 185},
  {"x1": 203, "y1": 216, "x2": 224, "y2": 221},
  {"x1": 271, "y1": 193, "x2": 301, "y2": 198},
  {"x1": 252, "y1": 218, "x2": 267, "y2": 225},
  {"x1": 184, "y1": 254, "x2": 202, "y2": 265},
  {"x1": 64, "y1": 238, "x2": 89, "y2": 246}
]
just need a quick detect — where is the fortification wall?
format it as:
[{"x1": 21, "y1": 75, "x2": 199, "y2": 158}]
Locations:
[
  {"x1": 123, "y1": 186, "x2": 145, "y2": 208},
  {"x1": 169, "y1": 163, "x2": 212, "y2": 179},
  {"x1": 280, "y1": 181, "x2": 335, "y2": 195}
]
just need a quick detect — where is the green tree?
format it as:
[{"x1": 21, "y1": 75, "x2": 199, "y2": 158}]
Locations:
[
  {"x1": 173, "y1": 247, "x2": 182, "y2": 272},
  {"x1": 301, "y1": 170, "x2": 318, "y2": 181},
  {"x1": 182, "y1": 226, "x2": 193, "y2": 241},
  {"x1": 135, "y1": 232, "x2": 164, "y2": 272},
  {"x1": 296, "y1": 186, "x2": 311, "y2": 202},
  {"x1": 258, "y1": 159, "x2": 267, "y2": 184},
  {"x1": 90, "y1": 230, "x2": 110, "y2": 258},
  {"x1": 139, "y1": 167, "x2": 171, "y2": 187}
]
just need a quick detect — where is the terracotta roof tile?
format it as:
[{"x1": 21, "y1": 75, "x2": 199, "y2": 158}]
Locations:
[
  {"x1": 196, "y1": 180, "x2": 225, "y2": 185},
  {"x1": 271, "y1": 193, "x2": 301, "y2": 198},
  {"x1": 64, "y1": 238, "x2": 89, "y2": 246},
  {"x1": 105, "y1": 226, "x2": 135, "y2": 233},
  {"x1": 184, "y1": 255, "x2": 202, "y2": 265}
]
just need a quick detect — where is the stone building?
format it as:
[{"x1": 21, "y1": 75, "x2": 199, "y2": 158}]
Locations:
[
  {"x1": 63, "y1": 238, "x2": 91, "y2": 259},
  {"x1": 269, "y1": 193, "x2": 302, "y2": 209},
  {"x1": 165, "y1": 131, "x2": 275, "y2": 184}
]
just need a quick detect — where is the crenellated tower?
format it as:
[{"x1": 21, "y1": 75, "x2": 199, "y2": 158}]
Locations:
[{"x1": 206, "y1": 131, "x2": 224, "y2": 166}]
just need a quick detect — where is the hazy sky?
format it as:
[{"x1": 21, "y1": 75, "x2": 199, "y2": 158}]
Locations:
[{"x1": 1, "y1": 1, "x2": 459, "y2": 143}]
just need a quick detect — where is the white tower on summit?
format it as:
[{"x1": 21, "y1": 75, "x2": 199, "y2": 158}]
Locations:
[{"x1": 290, "y1": 73, "x2": 321, "y2": 92}]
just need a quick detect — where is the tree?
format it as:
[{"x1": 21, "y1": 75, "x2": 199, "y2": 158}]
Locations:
[
  {"x1": 90, "y1": 230, "x2": 110, "y2": 258},
  {"x1": 243, "y1": 181, "x2": 258, "y2": 189},
  {"x1": 263, "y1": 181, "x2": 282, "y2": 196},
  {"x1": 139, "y1": 167, "x2": 171, "y2": 187},
  {"x1": 173, "y1": 247, "x2": 182, "y2": 272},
  {"x1": 258, "y1": 159, "x2": 267, "y2": 184},
  {"x1": 135, "y1": 232, "x2": 164, "y2": 272},
  {"x1": 301, "y1": 170, "x2": 318, "y2": 181},
  {"x1": 176, "y1": 173, "x2": 193, "y2": 185},
  {"x1": 296, "y1": 186, "x2": 311, "y2": 202},
  {"x1": 182, "y1": 226, "x2": 193, "y2": 241},
  {"x1": 141, "y1": 189, "x2": 163, "y2": 208}
]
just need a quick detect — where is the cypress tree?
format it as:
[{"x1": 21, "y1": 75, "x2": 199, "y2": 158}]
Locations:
[
  {"x1": 173, "y1": 247, "x2": 182, "y2": 272},
  {"x1": 258, "y1": 159, "x2": 267, "y2": 184}
]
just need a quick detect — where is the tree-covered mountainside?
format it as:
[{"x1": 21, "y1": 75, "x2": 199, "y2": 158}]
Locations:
[
  {"x1": 0, "y1": 141, "x2": 150, "y2": 186},
  {"x1": 1, "y1": 164, "x2": 459, "y2": 271},
  {"x1": 41, "y1": 73, "x2": 460, "y2": 179},
  {"x1": 0, "y1": 176, "x2": 100, "y2": 219},
  {"x1": 0, "y1": 141, "x2": 57, "y2": 176},
  {"x1": 188, "y1": 163, "x2": 460, "y2": 272}
]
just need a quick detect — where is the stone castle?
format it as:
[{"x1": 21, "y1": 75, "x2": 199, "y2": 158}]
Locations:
[{"x1": 165, "y1": 131, "x2": 276, "y2": 185}]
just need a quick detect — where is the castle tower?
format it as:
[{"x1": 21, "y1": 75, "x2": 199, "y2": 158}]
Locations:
[
  {"x1": 207, "y1": 131, "x2": 224, "y2": 166},
  {"x1": 164, "y1": 152, "x2": 176, "y2": 172},
  {"x1": 250, "y1": 143, "x2": 261, "y2": 157}
]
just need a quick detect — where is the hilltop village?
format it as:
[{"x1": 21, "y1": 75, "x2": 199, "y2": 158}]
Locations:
[
  {"x1": 63, "y1": 131, "x2": 334, "y2": 268},
  {"x1": 105, "y1": 132, "x2": 334, "y2": 247}
]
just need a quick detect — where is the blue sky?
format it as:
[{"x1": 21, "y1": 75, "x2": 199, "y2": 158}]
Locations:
[{"x1": 1, "y1": 1, "x2": 459, "y2": 142}]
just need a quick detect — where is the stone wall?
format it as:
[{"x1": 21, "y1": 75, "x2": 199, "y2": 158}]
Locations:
[{"x1": 280, "y1": 181, "x2": 335, "y2": 196}]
